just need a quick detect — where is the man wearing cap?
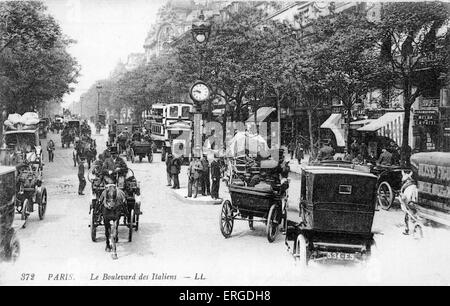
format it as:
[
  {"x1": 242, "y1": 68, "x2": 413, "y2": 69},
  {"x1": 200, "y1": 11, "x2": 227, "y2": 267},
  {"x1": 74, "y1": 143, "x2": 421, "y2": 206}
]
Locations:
[
  {"x1": 377, "y1": 147, "x2": 393, "y2": 166},
  {"x1": 317, "y1": 141, "x2": 335, "y2": 161}
]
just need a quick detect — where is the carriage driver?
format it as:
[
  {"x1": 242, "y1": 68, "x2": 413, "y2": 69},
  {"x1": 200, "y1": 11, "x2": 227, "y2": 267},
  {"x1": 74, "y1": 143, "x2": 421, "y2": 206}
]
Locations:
[{"x1": 102, "y1": 146, "x2": 128, "y2": 183}]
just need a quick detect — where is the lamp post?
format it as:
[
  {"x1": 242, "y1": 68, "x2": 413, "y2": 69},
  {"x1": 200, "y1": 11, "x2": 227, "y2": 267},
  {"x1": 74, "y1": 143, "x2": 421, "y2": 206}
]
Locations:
[
  {"x1": 96, "y1": 83, "x2": 102, "y2": 123},
  {"x1": 191, "y1": 10, "x2": 212, "y2": 158}
]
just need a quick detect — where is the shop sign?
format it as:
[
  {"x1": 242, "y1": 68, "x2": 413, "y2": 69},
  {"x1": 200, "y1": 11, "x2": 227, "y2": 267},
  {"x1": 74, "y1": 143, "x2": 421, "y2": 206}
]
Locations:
[
  {"x1": 414, "y1": 110, "x2": 439, "y2": 126},
  {"x1": 420, "y1": 98, "x2": 440, "y2": 109}
]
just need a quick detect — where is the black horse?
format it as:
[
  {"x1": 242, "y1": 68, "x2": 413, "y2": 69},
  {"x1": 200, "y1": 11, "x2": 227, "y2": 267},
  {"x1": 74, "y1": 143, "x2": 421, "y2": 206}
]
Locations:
[{"x1": 99, "y1": 184, "x2": 126, "y2": 260}]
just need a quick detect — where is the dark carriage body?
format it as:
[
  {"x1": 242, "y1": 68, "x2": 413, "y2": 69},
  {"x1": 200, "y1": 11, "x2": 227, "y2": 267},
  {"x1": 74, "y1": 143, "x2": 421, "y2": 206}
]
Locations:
[
  {"x1": 286, "y1": 166, "x2": 377, "y2": 265},
  {"x1": 229, "y1": 185, "x2": 282, "y2": 219},
  {"x1": 410, "y1": 152, "x2": 450, "y2": 226}
]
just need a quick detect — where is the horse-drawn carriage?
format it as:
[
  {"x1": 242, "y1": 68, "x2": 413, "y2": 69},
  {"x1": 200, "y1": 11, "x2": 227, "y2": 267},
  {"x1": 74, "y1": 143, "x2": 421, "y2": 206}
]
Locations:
[
  {"x1": 370, "y1": 165, "x2": 411, "y2": 210},
  {"x1": 0, "y1": 166, "x2": 21, "y2": 262},
  {"x1": 88, "y1": 168, "x2": 141, "y2": 243},
  {"x1": 3, "y1": 129, "x2": 43, "y2": 171},
  {"x1": 285, "y1": 166, "x2": 377, "y2": 266},
  {"x1": 220, "y1": 151, "x2": 290, "y2": 242},
  {"x1": 15, "y1": 161, "x2": 47, "y2": 226}
]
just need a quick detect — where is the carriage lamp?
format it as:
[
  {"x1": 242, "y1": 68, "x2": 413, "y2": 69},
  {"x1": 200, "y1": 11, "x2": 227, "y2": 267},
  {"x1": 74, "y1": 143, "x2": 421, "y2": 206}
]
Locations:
[{"x1": 191, "y1": 10, "x2": 211, "y2": 44}]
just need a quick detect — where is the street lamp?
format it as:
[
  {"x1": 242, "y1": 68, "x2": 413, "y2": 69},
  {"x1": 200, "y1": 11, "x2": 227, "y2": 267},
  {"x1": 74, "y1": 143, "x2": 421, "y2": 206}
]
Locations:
[
  {"x1": 96, "y1": 83, "x2": 102, "y2": 123},
  {"x1": 190, "y1": 10, "x2": 212, "y2": 158},
  {"x1": 191, "y1": 10, "x2": 211, "y2": 44}
]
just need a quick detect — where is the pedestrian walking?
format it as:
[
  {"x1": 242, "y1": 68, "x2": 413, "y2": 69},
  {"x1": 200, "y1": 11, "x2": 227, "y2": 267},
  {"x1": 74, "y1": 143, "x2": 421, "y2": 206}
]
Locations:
[
  {"x1": 200, "y1": 154, "x2": 210, "y2": 196},
  {"x1": 170, "y1": 155, "x2": 182, "y2": 189},
  {"x1": 47, "y1": 139, "x2": 55, "y2": 162},
  {"x1": 78, "y1": 158, "x2": 86, "y2": 195},
  {"x1": 210, "y1": 155, "x2": 221, "y2": 200},
  {"x1": 288, "y1": 140, "x2": 295, "y2": 160},
  {"x1": 166, "y1": 153, "x2": 173, "y2": 186},
  {"x1": 187, "y1": 157, "x2": 203, "y2": 198},
  {"x1": 295, "y1": 142, "x2": 304, "y2": 164}
]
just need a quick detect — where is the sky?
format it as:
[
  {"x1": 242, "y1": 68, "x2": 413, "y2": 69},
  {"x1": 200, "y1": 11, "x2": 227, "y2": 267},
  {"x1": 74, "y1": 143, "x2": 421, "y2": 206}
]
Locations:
[{"x1": 43, "y1": 0, "x2": 166, "y2": 107}]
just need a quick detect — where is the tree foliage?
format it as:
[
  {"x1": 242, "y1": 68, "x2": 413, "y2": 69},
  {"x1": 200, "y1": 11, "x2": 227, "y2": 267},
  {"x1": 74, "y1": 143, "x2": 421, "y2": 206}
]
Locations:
[{"x1": 0, "y1": 1, "x2": 79, "y2": 113}]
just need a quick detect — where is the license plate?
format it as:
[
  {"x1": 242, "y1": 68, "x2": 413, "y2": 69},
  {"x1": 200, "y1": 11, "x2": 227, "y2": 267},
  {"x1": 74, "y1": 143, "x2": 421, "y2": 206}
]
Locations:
[{"x1": 326, "y1": 252, "x2": 355, "y2": 261}]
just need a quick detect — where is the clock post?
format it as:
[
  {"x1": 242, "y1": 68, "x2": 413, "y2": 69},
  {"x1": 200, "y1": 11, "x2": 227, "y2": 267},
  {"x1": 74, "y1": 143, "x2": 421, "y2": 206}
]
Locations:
[{"x1": 190, "y1": 11, "x2": 212, "y2": 158}]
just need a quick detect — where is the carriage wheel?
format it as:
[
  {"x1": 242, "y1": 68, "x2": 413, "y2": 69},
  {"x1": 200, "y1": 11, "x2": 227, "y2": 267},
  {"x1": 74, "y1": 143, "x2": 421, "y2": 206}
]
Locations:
[
  {"x1": 377, "y1": 181, "x2": 394, "y2": 210},
  {"x1": 21, "y1": 198, "x2": 30, "y2": 221},
  {"x1": 128, "y1": 209, "x2": 134, "y2": 242},
  {"x1": 267, "y1": 204, "x2": 280, "y2": 243},
  {"x1": 220, "y1": 200, "x2": 234, "y2": 238},
  {"x1": 294, "y1": 234, "x2": 308, "y2": 267},
  {"x1": 134, "y1": 213, "x2": 139, "y2": 231},
  {"x1": 148, "y1": 153, "x2": 153, "y2": 163},
  {"x1": 38, "y1": 188, "x2": 47, "y2": 220},
  {"x1": 3, "y1": 230, "x2": 20, "y2": 262}
]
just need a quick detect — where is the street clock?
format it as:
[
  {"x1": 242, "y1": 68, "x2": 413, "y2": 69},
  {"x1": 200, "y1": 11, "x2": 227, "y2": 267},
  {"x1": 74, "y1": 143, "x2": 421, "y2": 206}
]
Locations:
[{"x1": 189, "y1": 81, "x2": 211, "y2": 103}]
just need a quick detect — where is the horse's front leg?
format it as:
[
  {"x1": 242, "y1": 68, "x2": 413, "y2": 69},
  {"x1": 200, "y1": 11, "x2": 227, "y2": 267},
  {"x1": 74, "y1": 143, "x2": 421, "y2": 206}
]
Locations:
[
  {"x1": 111, "y1": 220, "x2": 119, "y2": 260},
  {"x1": 105, "y1": 220, "x2": 112, "y2": 252}
]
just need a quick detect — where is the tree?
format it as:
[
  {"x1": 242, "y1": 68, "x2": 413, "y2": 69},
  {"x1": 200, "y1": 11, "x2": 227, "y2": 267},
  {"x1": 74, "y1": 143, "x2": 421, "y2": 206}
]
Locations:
[
  {"x1": 306, "y1": 9, "x2": 380, "y2": 149},
  {"x1": 0, "y1": 1, "x2": 79, "y2": 114},
  {"x1": 377, "y1": 2, "x2": 449, "y2": 161}
]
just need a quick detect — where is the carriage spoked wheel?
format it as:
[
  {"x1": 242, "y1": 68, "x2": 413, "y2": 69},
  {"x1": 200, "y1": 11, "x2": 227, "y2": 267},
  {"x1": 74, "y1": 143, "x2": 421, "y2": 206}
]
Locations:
[
  {"x1": 377, "y1": 181, "x2": 394, "y2": 210},
  {"x1": 38, "y1": 188, "x2": 47, "y2": 220},
  {"x1": 267, "y1": 204, "x2": 280, "y2": 243},
  {"x1": 220, "y1": 200, "x2": 234, "y2": 238},
  {"x1": 148, "y1": 153, "x2": 153, "y2": 163},
  {"x1": 128, "y1": 209, "x2": 135, "y2": 242},
  {"x1": 294, "y1": 234, "x2": 309, "y2": 267}
]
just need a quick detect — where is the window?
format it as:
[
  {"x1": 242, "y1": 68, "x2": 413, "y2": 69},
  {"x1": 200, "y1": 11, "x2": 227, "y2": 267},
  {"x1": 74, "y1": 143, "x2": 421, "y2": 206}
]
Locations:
[
  {"x1": 169, "y1": 106, "x2": 178, "y2": 118},
  {"x1": 339, "y1": 185, "x2": 352, "y2": 195},
  {"x1": 182, "y1": 106, "x2": 190, "y2": 118}
]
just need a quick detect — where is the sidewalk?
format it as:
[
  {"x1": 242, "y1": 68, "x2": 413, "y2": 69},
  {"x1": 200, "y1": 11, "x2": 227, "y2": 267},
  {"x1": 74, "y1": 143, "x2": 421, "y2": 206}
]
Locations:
[{"x1": 171, "y1": 187, "x2": 223, "y2": 205}]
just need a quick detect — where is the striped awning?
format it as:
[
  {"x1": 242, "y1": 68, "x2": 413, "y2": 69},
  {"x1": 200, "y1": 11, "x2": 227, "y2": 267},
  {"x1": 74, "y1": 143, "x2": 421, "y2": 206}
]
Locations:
[
  {"x1": 357, "y1": 112, "x2": 404, "y2": 146},
  {"x1": 320, "y1": 113, "x2": 346, "y2": 147}
]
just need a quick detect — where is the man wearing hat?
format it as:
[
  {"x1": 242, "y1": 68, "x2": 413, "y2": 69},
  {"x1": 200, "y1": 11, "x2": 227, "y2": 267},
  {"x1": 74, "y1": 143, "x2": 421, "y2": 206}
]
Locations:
[
  {"x1": 78, "y1": 158, "x2": 86, "y2": 195},
  {"x1": 102, "y1": 146, "x2": 128, "y2": 183},
  {"x1": 210, "y1": 154, "x2": 221, "y2": 200},
  {"x1": 170, "y1": 154, "x2": 182, "y2": 189},
  {"x1": 317, "y1": 140, "x2": 335, "y2": 161},
  {"x1": 200, "y1": 154, "x2": 210, "y2": 196},
  {"x1": 166, "y1": 153, "x2": 173, "y2": 186},
  {"x1": 187, "y1": 156, "x2": 203, "y2": 198}
]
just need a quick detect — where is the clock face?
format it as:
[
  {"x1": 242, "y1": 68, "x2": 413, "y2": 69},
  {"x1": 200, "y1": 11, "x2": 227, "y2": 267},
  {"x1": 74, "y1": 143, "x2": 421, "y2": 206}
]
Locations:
[
  {"x1": 195, "y1": 33, "x2": 206, "y2": 43},
  {"x1": 190, "y1": 82, "x2": 210, "y2": 102}
]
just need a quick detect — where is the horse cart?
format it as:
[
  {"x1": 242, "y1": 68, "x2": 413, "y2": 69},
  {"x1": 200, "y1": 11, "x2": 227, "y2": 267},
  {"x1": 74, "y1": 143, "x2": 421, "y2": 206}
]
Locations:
[
  {"x1": 285, "y1": 166, "x2": 377, "y2": 266},
  {"x1": 220, "y1": 158, "x2": 290, "y2": 242},
  {"x1": 371, "y1": 165, "x2": 411, "y2": 210},
  {"x1": 0, "y1": 166, "x2": 21, "y2": 262},
  {"x1": 127, "y1": 140, "x2": 153, "y2": 163},
  {"x1": 88, "y1": 168, "x2": 141, "y2": 243},
  {"x1": 15, "y1": 161, "x2": 47, "y2": 227}
]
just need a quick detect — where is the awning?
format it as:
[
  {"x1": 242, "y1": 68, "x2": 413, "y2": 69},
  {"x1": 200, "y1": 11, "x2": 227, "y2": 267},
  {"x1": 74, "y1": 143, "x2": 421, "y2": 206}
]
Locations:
[
  {"x1": 320, "y1": 114, "x2": 346, "y2": 147},
  {"x1": 246, "y1": 107, "x2": 276, "y2": 123},
  {"x1": 357, "y1": 112, "x2": 404, "y2": 146}
]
